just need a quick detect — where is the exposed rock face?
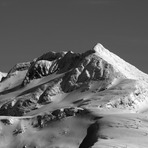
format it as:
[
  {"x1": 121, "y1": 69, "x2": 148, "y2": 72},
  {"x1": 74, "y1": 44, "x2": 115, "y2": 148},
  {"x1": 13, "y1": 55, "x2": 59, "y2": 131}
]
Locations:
[
  {"x1": 37, "y1": 51, "x2": 65, "y2": 61},
  {"x1": 8, "y1": 62, "x2": 31, "y2": 74},
  {"x1": 31, "y1": 107, "x2": 89, "y2": 128},
  {"x1": 23, "y1": 46, "x2": 124, "y2": 92},
  {"x1": 22, "y1": 51, "x2": 65, "y2": 85},
  {"x1": 60, "y1": 53, "x2": 118, "y2": 92},
  {"x1": 4, "y1": 62, "x2": 31, "y2": 80},
  {"x1": 38, "y1": 78, "x2": 62, "y2": 104},
  {"x1": 24, "y1": 60, "x2": 53, "y2": 80}
]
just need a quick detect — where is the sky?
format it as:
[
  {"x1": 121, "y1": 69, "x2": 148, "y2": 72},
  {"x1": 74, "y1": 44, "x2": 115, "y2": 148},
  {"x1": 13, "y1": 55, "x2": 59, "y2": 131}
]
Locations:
[{"x1": 0, "y1": 0, "x2": 148, "y2": 73}]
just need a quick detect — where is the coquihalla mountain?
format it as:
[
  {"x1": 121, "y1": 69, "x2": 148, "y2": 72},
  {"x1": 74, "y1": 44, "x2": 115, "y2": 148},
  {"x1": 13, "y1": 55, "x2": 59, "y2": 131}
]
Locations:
[{"x1": 0, "y1": 43, "x2": 148, "y2": 148}]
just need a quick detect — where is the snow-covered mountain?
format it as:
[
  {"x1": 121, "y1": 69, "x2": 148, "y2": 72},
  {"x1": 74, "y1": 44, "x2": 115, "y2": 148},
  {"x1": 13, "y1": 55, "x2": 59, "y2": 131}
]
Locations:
[{"x1": 0, "y1": 43, "x2": 148, "y2": 148}]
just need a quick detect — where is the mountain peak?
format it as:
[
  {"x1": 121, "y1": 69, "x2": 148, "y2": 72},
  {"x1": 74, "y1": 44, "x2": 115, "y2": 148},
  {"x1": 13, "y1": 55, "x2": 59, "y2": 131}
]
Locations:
[{"x1": 93, "y1": 43, "x2": 106, "y2": 53}]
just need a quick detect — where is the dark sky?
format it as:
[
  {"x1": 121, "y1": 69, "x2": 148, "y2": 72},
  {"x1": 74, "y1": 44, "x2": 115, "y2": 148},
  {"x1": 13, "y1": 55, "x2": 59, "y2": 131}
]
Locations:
[{"x1": 0, "y1": 0, "x2": 148, "y2": 73}]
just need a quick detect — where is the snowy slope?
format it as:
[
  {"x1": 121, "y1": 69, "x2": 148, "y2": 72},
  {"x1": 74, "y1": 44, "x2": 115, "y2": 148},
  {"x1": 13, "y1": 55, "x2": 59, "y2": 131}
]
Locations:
[
  {"x1": 0, "y1": 72, "x2": 7, "y2": 81},
  {"x1": 94, "y1": 43, "x2": 148, "y2": 81}
]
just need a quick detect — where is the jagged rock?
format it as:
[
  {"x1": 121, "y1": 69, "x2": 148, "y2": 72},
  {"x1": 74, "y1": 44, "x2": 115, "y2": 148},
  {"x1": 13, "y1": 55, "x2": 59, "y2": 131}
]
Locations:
[
  {"x1": 1, "y1": 119, "x2": 12, "y2": 125},
  {"x1": 38, "y1": 78, "x2": 62, "y2": 104},
  {"x1": 13, "y1": 128, "x2": 24, "y2": 135},
  {"x1": 10, "y1": 98, "x2": 38, "y2": 116},
  {"x1": 60, "y1": 53, "x2": 118, "y2": 92},
  {"x1": 22, "y1": 51, "x2": 65, "y2": 85},
  {"x1": 0, "y1": 96, "x2": 37, "y2": 116},
  {"x1": 52, "y1": 109, "x2": 66, "y2": 119},
  {"x1": 57, "y1": 51, "x2": 82, "y2": 73},
  {"x1": 37, "y1": 95, "x2": 52, "y2": 104},
  {"x1": 31, "y1": 107, "x2": 87, "y2": 128},
  {"x1": 0, "y1": 101, "x2": 14, "y2": 115},
  {"x1": 37, "y1": 51, "x2": 65, "y2": 61},
  {"x1": 63, "y1": 108, "x2": 77, "y2": 116},
  {"x1": 7, "y1": 62, "x2": 31, "y2": 76},
  {"x1": 32, "y1": 113, "x2": 55, "y2": 128},
  {"x1": 23, "y1": 60, "x2": 53, "y2": 84},
  {"x1": 21, "y1": 44, "x2": 124, "y2": 93},
  {"x1": 22, "y1": 51, "x2": 81, "y2": 85}
]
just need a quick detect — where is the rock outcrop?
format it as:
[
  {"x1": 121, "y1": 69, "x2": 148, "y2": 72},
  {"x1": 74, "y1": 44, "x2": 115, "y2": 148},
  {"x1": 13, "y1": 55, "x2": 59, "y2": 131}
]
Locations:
[{"x1": 31, "y1": 107, "x2": 89, "y2": 128}]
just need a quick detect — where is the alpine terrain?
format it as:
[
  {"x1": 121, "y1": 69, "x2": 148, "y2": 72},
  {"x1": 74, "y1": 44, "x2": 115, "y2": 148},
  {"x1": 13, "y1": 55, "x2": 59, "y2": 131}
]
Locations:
[{"x1": 0, "y1": 43, "x2": 148, "y2": 148}]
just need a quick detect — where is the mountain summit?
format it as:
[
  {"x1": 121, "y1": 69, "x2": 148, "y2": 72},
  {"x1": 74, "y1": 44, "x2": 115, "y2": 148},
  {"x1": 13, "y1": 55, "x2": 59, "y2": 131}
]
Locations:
[
  {"x1": 94, "y1": 43, "x2": 148, "y2": 80},
  {"x1": 0, "y1": 43, "x2": 148, "y2": 148}
]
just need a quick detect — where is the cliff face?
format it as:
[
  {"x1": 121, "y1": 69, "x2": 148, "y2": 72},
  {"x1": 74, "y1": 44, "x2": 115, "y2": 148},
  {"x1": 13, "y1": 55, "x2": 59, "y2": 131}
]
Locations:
[{"x1": 0, "y1": 43, "x2": 148, "y2": 148}]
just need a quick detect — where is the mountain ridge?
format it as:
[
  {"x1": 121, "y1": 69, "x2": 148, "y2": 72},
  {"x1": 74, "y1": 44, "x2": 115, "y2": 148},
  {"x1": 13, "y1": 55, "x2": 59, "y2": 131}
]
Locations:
[
  {"x1": 94, "y1": 43, "x2": 148, "y2": 80},
  {"x1": 0, "y1": 43, "x2": 148, "y2": 147}
]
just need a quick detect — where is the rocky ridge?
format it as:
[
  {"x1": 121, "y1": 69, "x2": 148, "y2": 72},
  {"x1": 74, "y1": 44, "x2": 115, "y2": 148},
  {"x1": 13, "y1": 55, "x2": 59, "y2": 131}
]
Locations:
[
  {"x1": 0, "y1": 43, "x2": 148, "y2": 147},
  {"x1": 0, "y1": 43, "x2": 148, "y2": 116}
]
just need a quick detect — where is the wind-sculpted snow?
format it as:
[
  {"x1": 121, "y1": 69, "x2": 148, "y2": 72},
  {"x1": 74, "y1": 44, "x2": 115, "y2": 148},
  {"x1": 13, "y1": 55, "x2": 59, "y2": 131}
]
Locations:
[{"x1": 0, "y1": 43, "x2": 148, "y2": 147}]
